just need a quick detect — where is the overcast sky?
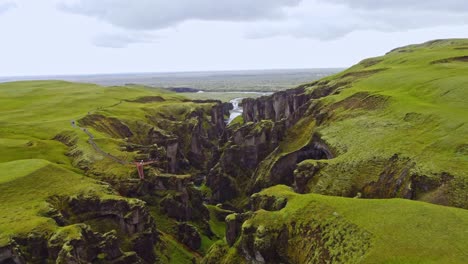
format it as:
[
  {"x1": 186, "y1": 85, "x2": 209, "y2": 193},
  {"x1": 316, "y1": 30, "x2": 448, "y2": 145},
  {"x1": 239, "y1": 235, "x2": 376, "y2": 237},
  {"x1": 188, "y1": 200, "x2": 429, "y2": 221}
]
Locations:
[{"x1": 0, "y1": 0, "x2": 467, "y2": 76}]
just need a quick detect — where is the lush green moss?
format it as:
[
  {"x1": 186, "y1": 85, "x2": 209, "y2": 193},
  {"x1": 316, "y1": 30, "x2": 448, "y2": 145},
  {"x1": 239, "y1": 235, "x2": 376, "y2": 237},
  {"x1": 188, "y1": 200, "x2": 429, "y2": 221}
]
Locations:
[
  {"x1": 240, "y1": 185, "x2": 468, "y2": 264},
  {"x1": 206, "y1": 205, "x2": 227, "y2": 239},
  {"x1": 159, "y1": 233, "x2": 199, "y2": 264},
  {"x1": 227, "y1": 115, "x2": 244, "y2": 129},
  {"x1": 251, "y1": 39, "x2": 468, "y2": 207},
  {"x1": 0, "y1": 160, "x2": 118, "y2": 246}
]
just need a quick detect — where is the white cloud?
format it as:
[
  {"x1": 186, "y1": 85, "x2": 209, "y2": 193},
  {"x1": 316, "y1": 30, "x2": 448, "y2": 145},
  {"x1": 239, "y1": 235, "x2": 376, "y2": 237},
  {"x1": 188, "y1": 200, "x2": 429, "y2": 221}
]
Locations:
[
  {"x1": 246, "y1": 0, "x2": 468, "y2": 40},
  {"x1": 57, "y1": 0, "x2": 468, "y2": 45},
  {"x1": 0, "y1": 0, "x2": 466, "y2": 76},
  {"x1": 0, "y1": 1, "x2": 16, "y2": 14},
  {"x1": 58, "y1": 0, "x2": 302, "y2": 30},
  {"x1": 320, "y1": 0, "x2": 468, "y2": 12}
]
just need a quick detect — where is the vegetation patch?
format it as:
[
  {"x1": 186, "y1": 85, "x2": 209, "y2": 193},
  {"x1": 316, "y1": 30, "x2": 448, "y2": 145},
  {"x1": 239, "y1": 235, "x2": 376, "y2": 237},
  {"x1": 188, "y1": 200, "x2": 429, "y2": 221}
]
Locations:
[
  {"x1": 209, "y1": 185, "x2": 468, "y2": 264},
  {"x1": 329, "y1": 92, "x2": 390, "y2": 111},
  {"x1": 79, "y1": 114, "x2": 133, "y2": 139},
  {"x1": 129, "y1": 96, "x2": 166, "y2": 103},
  {"x1": 339, "y1": 68, "x2": 388, "y2": 80},
  {"x1": 359, "y1": 58, "x2": 384, "y2": 68},
  {"x1": 431, "y1": 55, "x2": 468, "y2": 64}
]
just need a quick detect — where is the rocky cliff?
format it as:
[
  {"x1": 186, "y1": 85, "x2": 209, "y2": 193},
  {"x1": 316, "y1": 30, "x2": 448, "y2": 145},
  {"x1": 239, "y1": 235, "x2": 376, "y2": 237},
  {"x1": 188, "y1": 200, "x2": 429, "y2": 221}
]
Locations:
[
  {"x1": 1, "y1": 194, "x2": 157, "y2": 264},
  {"x1": 2, "y1": 39, "x2": 468, "y2": 264}
]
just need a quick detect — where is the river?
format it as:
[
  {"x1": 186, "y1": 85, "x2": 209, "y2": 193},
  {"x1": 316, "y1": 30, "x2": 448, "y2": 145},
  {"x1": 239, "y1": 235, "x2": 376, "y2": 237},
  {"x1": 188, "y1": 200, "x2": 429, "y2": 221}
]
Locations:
[{"x1": 226, "y1": 92, "x2": 273, "y2": 124}]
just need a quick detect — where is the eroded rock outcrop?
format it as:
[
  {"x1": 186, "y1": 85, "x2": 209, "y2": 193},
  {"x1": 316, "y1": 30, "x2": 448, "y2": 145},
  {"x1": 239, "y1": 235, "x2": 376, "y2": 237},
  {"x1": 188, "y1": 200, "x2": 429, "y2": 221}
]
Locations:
[
  {"x1": 139, "y1": 101, "x2": 229, "y2": 174},
  {"x1": 362, "y1": 154, "x2": 457, "y2": 205},
  {"x1": 176, "y1": 223, "x2": 202, "y2": 250},
  {"x1": 207, "y1": 83, "x2": 340, "y2": 204},
  {"x1": 210, "y1": 188, "x2": 372, "y2": 264},
  {"x1": 242, "y1": 87, "x2": 310, "y2": 124},
  {"x1": 0, "y1": 243, "x2": 26, "y2": 264},
  {"x1": 160, "y1": 186, "x2": 209, "y2": 222},
  {"x1": 207, "y1": 120, "x2": 286, "y2": 202},
  {"x1": 79, "y1": 114, "x2": 133, "y2": 139},
  {"x1": 250, "y1": 134, "x2": 334, "y2": 194},
  {"x1": 249, "y1": 193, "x2": 287, "y2": 211},
  {"x1": 225, "y1": 213, "x2": 252, "y2": 247},
  {"x1": 6, "y1": 194, "x2": 161, "y2": 263}
]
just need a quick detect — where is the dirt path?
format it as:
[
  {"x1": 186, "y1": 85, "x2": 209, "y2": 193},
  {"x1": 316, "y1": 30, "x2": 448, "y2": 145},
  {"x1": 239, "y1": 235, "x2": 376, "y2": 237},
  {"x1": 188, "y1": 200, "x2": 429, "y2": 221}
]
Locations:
[{"x1": 72, "y1": 120, "x2": 131, "y2": 165}]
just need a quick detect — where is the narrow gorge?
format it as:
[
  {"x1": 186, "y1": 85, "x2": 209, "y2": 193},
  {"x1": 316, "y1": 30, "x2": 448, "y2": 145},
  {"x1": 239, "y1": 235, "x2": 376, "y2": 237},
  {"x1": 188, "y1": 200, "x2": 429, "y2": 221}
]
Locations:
[{"x1": 1, "y1": 39, "x2": 467, "y2": 264}]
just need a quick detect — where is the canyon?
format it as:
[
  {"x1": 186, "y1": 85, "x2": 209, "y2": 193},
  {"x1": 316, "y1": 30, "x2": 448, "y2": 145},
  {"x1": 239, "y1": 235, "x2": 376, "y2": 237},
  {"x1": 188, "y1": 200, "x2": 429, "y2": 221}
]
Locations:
[{"x1": 1, "y1": 39, "x2": 467, "y2": 263}]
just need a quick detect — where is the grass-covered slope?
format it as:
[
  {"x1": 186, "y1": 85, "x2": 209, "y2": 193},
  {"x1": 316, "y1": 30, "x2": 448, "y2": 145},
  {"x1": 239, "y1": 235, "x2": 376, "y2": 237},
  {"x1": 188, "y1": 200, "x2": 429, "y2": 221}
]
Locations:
[
  {"x1": 210, "y1": 185, "x2": 468, "y2": 264},
  {"x1": 0, "y1": 81, "x2": 185, "y2": 175},
  {"x1": 0, "y1": 80, "x2": 229, "y2": 262},
  {"x1": 0, "y1": 159, "x2": 117, "y2": 245},
  {"x1": 252, "y1": 39, "x2": 468, "y2": 208},
  {"x1": 0, "y1": 82, "x2": 193, "y2": 250}
]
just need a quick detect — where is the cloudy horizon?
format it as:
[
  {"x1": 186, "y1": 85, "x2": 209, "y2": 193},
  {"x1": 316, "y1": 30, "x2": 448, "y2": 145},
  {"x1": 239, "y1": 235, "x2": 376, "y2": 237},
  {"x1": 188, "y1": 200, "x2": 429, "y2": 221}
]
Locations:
[{"x1": 0, "y1": 0, "x2": 467, "y2": 77}]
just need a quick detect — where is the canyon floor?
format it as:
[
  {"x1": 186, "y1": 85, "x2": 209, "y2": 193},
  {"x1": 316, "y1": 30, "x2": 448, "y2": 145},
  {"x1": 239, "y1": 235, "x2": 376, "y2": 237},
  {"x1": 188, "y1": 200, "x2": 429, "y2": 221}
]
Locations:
[{"x1": 0, "y1": 39, "x2": 467, "y2": 263}]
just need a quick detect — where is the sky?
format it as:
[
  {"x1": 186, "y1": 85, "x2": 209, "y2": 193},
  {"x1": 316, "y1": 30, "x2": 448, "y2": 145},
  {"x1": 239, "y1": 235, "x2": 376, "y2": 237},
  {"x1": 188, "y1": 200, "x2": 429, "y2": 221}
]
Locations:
[{"x1": 0, "y1": 0, "x2": 467, "y2": 76}]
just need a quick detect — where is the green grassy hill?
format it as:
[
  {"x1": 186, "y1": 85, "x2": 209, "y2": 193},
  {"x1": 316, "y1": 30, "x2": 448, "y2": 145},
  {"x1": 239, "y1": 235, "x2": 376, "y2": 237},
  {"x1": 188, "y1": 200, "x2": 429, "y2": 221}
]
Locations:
[
  {"x1": 0, "y1": 159, "x2": 116, "y2": 245},
  {"x1": 0, "y1": 39, "x2": 467, "y2": 263},
  {"x1": 252, "y1": 39, "x2": 468, "y2": 208},
  {"x1": 204, "y1": 39, "x2": 468, "y2": 264},
  {"x1": 207, "y1": 185, "x2": 468, "y2": 264},
  {"x1": 0, "y1": 80, "x2": 230, "y2": 262},
  {"x1": 0, "y1": 81, "x2": 181, "y2": 245}
]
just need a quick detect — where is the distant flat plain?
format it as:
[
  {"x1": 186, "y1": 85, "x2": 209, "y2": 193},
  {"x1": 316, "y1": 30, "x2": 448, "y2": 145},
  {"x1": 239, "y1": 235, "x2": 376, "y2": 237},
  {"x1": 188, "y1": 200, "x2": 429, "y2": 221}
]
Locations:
[{"x1": 0, "y1": 68, "x2": 342, "y2": 101}]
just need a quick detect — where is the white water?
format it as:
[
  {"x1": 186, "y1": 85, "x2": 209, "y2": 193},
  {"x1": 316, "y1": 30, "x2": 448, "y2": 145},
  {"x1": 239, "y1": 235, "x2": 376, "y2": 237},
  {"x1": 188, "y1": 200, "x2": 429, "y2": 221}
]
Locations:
[
  {"x1": 227, "y1": 98, "x2": 244, "y2": 124},
  {"x1": 226, "y1": 92, "x2": 272, "y2": 124}
]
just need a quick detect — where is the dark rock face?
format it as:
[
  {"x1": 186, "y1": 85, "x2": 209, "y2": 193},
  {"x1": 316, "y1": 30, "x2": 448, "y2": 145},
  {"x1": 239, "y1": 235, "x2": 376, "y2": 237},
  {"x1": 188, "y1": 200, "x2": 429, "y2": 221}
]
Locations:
[
  {"x1": 4, "y1": 224, "x2": 149, "y2": 264},
  {"x1": 64, "y1": 195, "x2": 156, "y2": 236},
  {"x1": 10, "y1": 233, "x2": 48, "y2": 263},
  {"x1": 250, "y1": 194, "x2": 287, "y2": 211},
  {"x1": 176, "y1": 223, "x2": 202, "y2": 250},
  {"x1": 294, "y1": 161, "x2": 325, "y2": 194},
  {"x1": 0, "y1": 243, "x2": 26, "y2": 264},
  {"x1": 239, "y1": 224, "x2": 289, "y2": 263},
  {"x1": 363, "y1": 154, "x2": 415, "y2": 199},
  {"x1": 115, "y1": 175, "x2": 194, "y2": 198},
  {"x1": 251, "y1": 134, "x2": 334, "y2": 194},
  {"x1": 3, "y1": 195, "x2": 160, "y2": 264},
  {"x1": 362, "y1": 154, "x2": 456, "y2": 203},
  {"x1": 132, "y1": 231, "x2": 158, "y2": 263},
  {"x1": 207, "y1": 83, "x2": 340, "y2": 203},
  {"x1": 207, "y1": 120, "x2": 287, "y2": 203},
  {"x1": 225, "y1": 213, "x2": 252, "y2": 247},
  {"x1": 79, "y1": 114, "x2": 133, "y2": 139},
  {"x1": 206, "y1": 170, "x2": 239, "y2": 203},
  {"x1": 237, "y1": 220, "x2": 371, "y2": 264},
  {"x1": 49, "y1": 225, "x2": 108, "y2": 264},
  {"x1": 160, "y1": 187, "x2": 209, "y2": 222},
  {"x1": 242, "y1": 87, "x2": 309, "y2": 123},
  {"x1": 142, "y1": 101, "x2": 229, "y2": 174}
]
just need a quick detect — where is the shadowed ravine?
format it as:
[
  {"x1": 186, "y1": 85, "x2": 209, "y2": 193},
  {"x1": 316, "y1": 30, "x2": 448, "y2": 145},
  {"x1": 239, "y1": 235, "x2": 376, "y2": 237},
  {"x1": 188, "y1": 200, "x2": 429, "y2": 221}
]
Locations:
[{"x1": 1, "y1": 39, "x2": 467, "y2": 264}]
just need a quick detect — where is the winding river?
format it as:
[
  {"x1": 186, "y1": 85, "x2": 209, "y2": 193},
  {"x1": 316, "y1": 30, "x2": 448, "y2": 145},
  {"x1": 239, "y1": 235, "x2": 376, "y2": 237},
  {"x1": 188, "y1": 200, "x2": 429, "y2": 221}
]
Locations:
[
  {"x1": 226, "y1": 92, "x2": 273, "y2": 124},
  {"x1": 227, "y1": 98, "x2": 244, "y2": 124}
]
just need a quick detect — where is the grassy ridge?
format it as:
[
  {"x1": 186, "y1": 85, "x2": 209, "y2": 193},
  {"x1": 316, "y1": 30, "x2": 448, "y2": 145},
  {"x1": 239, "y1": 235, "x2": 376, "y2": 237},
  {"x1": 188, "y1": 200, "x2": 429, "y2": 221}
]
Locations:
[
  {"x1": 0, "y1": 159, "x2": 116, "y2": 245},
  {"x1": 317, "y1": 39, "x2": 468, "y2": 176},
  {"x1": 0, "y1": 80, "x2": 229, "y2": 260},
  {"x1": 0, "y1": 81, "x2": 187, "y2": 178},
  {"x1": 250, "y1": 185, "x2": 468, "y2": 263},
  {"x1": 251, "y1": 39, "x2": 468, "y2": 207},
  {"x1": 1, "y1": 40, "x2": 467, "y2": 263},
  {"x1": 0, "y1": 81, "x2": 188, "y2": 247},
  {"x1": 205, "y1": 40, "x2": 468, "y2": 263}
]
